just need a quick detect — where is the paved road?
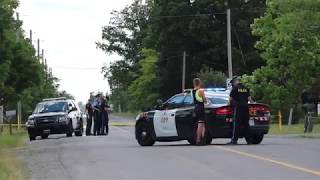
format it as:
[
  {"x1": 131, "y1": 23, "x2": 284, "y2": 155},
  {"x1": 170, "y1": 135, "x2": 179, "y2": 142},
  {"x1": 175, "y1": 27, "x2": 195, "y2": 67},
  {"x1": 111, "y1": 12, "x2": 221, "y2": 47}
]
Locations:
[{"x1": 18, "y1": 118, "x2": 320, "y2": 180}]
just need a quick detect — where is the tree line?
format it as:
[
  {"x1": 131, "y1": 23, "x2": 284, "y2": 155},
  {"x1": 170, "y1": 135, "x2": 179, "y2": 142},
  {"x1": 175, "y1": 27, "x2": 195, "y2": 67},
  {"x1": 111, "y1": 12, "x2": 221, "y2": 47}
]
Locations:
[
  {"x1": 99, "y1": 0, "x2": 319, "y2": 121},
  {"x1": 0, "y1": 0, "x2": 73, "y2": 121}
]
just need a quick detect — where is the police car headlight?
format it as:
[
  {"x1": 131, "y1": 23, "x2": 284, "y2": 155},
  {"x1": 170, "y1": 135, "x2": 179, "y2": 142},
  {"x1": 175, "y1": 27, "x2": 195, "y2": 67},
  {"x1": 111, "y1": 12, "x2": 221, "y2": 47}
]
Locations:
[
  {"x1": 58, "y1": 116, "x2": 68, "y2": 123},
  {"x1": 26, "y1": 119, "x2": 35, "y2": 126}
]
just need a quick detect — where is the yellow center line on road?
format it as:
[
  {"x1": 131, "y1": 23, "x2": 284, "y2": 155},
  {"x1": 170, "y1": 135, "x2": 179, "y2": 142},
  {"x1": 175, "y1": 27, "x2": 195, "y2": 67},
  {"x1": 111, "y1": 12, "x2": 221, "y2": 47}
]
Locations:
[{"x1": 215, "y1": 146, "x2": 320, "y2": 177}]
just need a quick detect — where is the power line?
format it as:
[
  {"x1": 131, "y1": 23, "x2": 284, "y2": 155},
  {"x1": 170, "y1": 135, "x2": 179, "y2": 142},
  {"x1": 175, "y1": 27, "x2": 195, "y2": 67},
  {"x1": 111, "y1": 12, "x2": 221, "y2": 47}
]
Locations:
[{"x1": 52, "y1": 66, "x2": 101, "y2": 70}]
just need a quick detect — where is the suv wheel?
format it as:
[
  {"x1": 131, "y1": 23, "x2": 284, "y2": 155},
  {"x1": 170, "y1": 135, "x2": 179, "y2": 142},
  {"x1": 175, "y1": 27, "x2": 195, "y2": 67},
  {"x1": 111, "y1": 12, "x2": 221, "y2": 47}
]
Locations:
[
  {"x1": 135, "y1": 121, "x2": 155, "y2": 146},
  {"x1": 29, "y1": 134, "x2": 36, "y2": 141},
  {"x1": 41, "y1": 134, "x2": 49, "y2": 139},
  {"x1": 245, "y1": 134, "x2": 264, "y2": 145},
  {"x1": 75, "y1": 120, "x2": 83, "y2": 136},
  {"x1": 66, "y1": 120, "x2": 73, "y2": 137}
]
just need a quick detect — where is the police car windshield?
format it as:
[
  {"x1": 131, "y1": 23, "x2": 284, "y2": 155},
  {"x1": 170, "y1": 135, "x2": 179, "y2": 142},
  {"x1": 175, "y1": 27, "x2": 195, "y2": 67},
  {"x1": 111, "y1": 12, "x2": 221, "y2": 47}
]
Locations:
[
  {"x1": 208, "y1": 96, "x2": 229, "y2": 105},
  {"x1": 34, "y1": 101, "x2": 68, "y2": 114},
  {"x1": 205, "y1": 91, "x2": 229, "y2": 105}
]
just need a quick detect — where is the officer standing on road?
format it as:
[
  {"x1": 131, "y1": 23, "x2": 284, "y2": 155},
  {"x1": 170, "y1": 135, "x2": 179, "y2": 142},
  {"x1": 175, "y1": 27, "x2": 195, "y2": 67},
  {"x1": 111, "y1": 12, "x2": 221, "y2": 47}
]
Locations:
[
  {"x1": 228, "y1": 77, "x2": 253, "y2": 145},
  {"x1": 192, "y1": 78, "x2": 207, "y2": 145},
  {"x1": 100, "y1": 95, "x2": 110, "y2": 135},
  {"x1": 85, "y1": 97, "x2": 94, "y2": 136},
  {"x1": 93, "y1": 93, "x2": 102, "y2": 136}
]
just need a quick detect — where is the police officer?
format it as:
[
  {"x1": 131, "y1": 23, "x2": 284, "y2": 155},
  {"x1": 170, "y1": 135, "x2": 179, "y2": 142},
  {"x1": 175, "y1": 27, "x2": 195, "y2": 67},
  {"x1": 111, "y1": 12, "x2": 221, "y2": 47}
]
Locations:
[
  {"x1": 228, "y1": 77, "x2": 253, "y2": 145},
  {"x1": 93, "y1": 93, "x2": 102, "y2": 136},
  {"x1": 85, "y1": 98, "x2": 94, "y2": 136},
  {"x1": 192, "y1": 78, "x2": 207, "y2": 145},
  {"x1": 100, "y1": 95, "x2": 110, "y2": 135}
]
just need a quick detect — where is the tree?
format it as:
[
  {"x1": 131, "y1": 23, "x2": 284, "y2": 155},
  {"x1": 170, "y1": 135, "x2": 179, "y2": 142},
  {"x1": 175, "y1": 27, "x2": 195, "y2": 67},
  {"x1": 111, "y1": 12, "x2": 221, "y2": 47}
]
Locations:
[
  {"x1": 148, "y1": 0, "x2": 266, "y2": 99},
  {"x1": 0, "y1": 0, "x2": 73, "y2": 119},
  {"x1": 128, "y1": 49, "x2": 160, "y2": 111},
  {"x1": 98, "y1": 0, "x2": 152, "y2": 111},
  {"x1": 249, "y1": 0, "x2": 320, "y2": 114},
  {"x1": 197, "y1": 66, "x2": 226, "y2": 88}
]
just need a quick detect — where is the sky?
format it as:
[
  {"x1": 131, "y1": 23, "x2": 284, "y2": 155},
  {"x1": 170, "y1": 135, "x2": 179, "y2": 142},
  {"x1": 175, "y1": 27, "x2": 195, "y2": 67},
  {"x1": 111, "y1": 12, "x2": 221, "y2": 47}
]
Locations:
[{"x1": 17, "y1": 0, "x2": 133, "y2": 103}]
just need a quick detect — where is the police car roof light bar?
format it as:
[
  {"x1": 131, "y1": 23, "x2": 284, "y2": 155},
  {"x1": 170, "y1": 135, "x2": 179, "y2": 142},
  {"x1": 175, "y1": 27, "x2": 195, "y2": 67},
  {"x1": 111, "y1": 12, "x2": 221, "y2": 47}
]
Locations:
[{"x1": 42, "y1": 97, "x2": 67, "y2": 102}]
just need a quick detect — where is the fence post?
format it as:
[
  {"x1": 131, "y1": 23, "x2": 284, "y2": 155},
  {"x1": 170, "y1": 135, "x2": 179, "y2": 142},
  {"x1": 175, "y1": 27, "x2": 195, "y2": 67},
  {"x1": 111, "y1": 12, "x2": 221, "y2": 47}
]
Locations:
[
  {"x1": 278, "y1": 110, "x2": 282, "y2": 132},
  {"x1": 288, "y1": 108, "x2": 293, "y2": 125}
]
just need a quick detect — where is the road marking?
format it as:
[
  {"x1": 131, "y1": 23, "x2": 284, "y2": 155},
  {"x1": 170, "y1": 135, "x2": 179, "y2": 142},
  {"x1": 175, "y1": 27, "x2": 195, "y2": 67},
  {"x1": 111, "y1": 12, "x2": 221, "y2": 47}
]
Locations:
[{"x1": 215, "y1": 146, "x2": 320, "y2": 177}]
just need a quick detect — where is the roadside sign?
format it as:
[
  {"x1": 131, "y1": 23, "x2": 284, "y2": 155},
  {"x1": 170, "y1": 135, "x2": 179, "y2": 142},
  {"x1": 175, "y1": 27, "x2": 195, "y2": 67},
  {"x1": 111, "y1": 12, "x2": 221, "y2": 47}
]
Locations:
[
  {"x1": 6, "y1": 110, "x2": 16, "y2": 116},
  {"x1": 226, "y1": 78, "x2": 232, "y2": 90}
]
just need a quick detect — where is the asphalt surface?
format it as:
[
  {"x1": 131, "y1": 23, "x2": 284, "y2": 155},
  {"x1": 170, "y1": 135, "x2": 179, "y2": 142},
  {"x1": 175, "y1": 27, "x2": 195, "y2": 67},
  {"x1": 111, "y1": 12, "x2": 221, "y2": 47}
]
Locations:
[{"x1": 18, "y1": 116, "x2": 320, "y2": 180}]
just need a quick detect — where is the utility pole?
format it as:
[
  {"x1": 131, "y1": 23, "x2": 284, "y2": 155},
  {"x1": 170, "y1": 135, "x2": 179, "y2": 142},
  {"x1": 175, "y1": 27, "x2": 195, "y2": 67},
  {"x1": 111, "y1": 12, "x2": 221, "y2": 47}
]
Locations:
[
  {"x1": 16, "y1": 12, "x2": 20, "y2": 43},
  {"x1": 42, "y1": 49, "x2": 45, "y2": 64},
  {"x1": 29, "y1": 30, "x2": 33, "y2": 43},
  {"x1": 227, "y1": 8, "x2": 233, "y2": 78},
  {"x1": 182, "y1": 51, "x2": 186, "y2": 92},
  {"x1": 37, "y1": 38, "x2": 40, "y2": 62}
]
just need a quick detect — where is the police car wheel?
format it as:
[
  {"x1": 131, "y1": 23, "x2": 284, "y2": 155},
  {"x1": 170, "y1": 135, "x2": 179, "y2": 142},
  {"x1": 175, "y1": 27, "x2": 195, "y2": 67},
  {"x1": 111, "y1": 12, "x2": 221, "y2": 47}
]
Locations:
[
  {"x1": 41, "y1": 134, "x2": 49, "y2": 139},
  {"x1": 136, "y1": 122, "x2": 155, "y2": 146},
  {"x1": 66, "y1": 120, "x2": 73, "y2": 137},
  {"x1": 29, "y1": 135, "x2": 36, "y2": 141},
  {"x1": 75, "y1": 121, "x2": 83, "y2": 136},
  {"x1": 245, "y1": 134, "x2": 264, "y2": 145}
]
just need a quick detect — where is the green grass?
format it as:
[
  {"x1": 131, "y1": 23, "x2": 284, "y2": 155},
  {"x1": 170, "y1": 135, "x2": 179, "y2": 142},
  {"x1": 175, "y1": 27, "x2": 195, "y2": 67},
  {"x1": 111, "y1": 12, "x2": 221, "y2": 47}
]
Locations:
[
  {"x1": 111, "y1": 112, "x2": 138, "y2": 118},
  {"x1": 0, "y1": 132, "x2": 27, "y2": 180},
  {"x1": 269, "y1": 123, "x2": 320, "y2": 135}
]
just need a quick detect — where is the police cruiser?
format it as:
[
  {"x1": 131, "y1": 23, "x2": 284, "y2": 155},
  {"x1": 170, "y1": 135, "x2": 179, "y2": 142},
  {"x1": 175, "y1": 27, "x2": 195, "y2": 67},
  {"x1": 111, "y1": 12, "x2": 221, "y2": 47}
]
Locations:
[
  {"x1": 135, "y1": 88, "x2": 270, "y2": 146},
  {"x1": 26, "y1": 97, "x2": 84, "y2": 141}
]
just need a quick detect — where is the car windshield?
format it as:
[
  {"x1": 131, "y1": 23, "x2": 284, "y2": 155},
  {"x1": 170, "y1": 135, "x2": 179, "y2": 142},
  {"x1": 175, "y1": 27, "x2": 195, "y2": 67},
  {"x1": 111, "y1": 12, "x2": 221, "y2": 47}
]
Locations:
[
  {"x1": 33, "y1": 101, "x2": 68, "y2": 114},
  {"x1": 207, "y1": 96, "x2": 229, "y2": 105}
]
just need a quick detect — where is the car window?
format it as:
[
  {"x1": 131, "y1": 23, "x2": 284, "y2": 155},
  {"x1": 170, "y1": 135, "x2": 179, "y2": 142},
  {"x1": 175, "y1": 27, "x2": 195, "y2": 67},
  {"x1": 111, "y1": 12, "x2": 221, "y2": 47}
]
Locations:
[
  {"x1": 183, "y1": 95, "x2": 193, "y2": 105},
  {"x1": 33, "y1": 101, "x2": 68, "y2": 114},
  {"x1": 167, "y1": 95, "x2": 185, "y2": 105},
  {"x1": 208, "y1": 97, "x2": 229, "y2": 105}
]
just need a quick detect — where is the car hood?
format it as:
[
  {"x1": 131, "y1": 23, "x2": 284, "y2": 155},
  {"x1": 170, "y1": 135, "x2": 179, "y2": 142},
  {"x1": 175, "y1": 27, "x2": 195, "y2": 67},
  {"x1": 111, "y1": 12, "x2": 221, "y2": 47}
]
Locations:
[{"x1": 29, "y1": 112, "x2": 67, "y2": 119}]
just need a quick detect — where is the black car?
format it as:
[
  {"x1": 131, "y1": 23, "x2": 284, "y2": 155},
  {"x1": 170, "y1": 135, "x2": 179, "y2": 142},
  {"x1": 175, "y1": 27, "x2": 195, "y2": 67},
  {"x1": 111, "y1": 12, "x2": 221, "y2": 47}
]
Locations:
[
  {"x1": 135, "y1": 89, "x2": 270, "y2": 146},
  {"x1": 26, "y1": 98, "x2": 84, "y2": 141}
]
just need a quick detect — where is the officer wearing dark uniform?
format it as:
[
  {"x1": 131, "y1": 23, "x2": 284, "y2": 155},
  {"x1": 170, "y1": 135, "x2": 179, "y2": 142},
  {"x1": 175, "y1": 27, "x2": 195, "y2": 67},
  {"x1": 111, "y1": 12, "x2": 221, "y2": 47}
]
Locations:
[
  {"x1": 93, "y1": 94, "x2": 102, "y2": 136},
  {"x1": 85, "y1": 99, "x2": 94, "y2": 136},
  {"x1": 229, "y1": 77, "x2": 253, "y2": 145},
  {"x1": 100, "y1": 95, "x2": 110, "y2": 135}
]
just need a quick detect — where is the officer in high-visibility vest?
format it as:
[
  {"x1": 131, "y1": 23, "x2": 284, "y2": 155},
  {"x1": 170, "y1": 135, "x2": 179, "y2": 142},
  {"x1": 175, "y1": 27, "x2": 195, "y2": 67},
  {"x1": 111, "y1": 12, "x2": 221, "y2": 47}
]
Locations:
[
  {"x1": 228, "y1": 77, "x2": 253, "y2": 145},
  {"x1": 192, "y1": 78, "x2": 207, "y2": 145}
]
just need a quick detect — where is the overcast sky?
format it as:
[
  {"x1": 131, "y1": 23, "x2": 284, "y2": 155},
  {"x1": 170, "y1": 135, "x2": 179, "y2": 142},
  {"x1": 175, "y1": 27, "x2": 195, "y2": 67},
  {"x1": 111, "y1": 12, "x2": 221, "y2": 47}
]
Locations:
[{"x1": 17, "y1": 0, "x2": 133, "y2": 103}]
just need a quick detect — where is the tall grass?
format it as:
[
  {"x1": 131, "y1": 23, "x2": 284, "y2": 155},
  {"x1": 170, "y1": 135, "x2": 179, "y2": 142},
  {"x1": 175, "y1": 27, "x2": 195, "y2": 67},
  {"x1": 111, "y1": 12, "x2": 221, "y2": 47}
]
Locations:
[{"x1": 0, "y1": 132, "x2": 27, "y2": 180}]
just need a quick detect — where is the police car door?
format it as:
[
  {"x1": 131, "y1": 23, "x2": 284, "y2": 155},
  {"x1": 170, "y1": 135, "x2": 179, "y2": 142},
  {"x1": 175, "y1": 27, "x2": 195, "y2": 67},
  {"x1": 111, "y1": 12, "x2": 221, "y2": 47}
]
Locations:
[{"x1": 153, "y1": 94, "x2": 185, "y2": 137}]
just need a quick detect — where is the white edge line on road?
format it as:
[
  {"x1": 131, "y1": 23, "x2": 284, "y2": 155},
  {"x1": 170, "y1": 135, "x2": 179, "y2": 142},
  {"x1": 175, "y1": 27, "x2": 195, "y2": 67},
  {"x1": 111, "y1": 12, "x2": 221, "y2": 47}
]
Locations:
[{"x1": 215, "y1": 146, "x2": 320, "y2": 177}]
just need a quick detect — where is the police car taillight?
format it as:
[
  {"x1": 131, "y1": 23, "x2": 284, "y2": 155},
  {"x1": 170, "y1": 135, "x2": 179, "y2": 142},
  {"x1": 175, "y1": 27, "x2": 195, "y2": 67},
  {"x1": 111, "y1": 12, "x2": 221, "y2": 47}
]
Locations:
[{"x1": 215, "y1": 106, "x2": 234, "y2": 115}]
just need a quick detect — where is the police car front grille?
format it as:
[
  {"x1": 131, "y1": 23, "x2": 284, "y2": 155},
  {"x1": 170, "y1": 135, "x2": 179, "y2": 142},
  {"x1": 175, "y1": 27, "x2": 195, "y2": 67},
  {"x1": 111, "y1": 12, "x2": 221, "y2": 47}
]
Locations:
[{"x1": 35, "y1": 117, "x2": 58, "y2": 125}]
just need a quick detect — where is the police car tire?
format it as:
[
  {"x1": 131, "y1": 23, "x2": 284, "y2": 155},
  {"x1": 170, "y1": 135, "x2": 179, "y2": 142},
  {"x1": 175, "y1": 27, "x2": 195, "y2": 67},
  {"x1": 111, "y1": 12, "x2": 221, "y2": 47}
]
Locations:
[
  {"x1": 75, "y1": 120, "x2": 83, "y2": 136},
  {"x1": 136, "y1": 121, "x2": 155, "y2": 146},
  {"x1": 41, "y1": 134, "x2": 49, "y2": 139},
  {"x1": 245, "y1": 134, "x2": 264, "y2": 145},
  {"x1": 66, "y1": 120, "x2": 73, "y2": 137},
  {"x1": 29, "y1": 135, "x2": 36, "y2": 141}
]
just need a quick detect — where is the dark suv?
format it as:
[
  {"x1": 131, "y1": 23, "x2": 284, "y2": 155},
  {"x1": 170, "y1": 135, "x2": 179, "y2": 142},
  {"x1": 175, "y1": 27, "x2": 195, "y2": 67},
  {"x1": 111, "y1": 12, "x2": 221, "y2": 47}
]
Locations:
[{"x1": 26, "y1": 98, "x2": 83, "y2": 141}]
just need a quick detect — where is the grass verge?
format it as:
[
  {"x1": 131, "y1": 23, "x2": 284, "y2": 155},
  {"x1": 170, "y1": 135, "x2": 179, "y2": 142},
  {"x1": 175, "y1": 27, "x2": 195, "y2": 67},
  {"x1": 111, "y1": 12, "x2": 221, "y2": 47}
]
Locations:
[
  {"x1": 0, "y1": 132, "x2": 27, "y2": 180},
  {"x1": 111, "y1": 112, "x2": 138, "y2": 119},
  {"x1": 269, "y1": 123, "x2": 320, "y2": 136}
]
